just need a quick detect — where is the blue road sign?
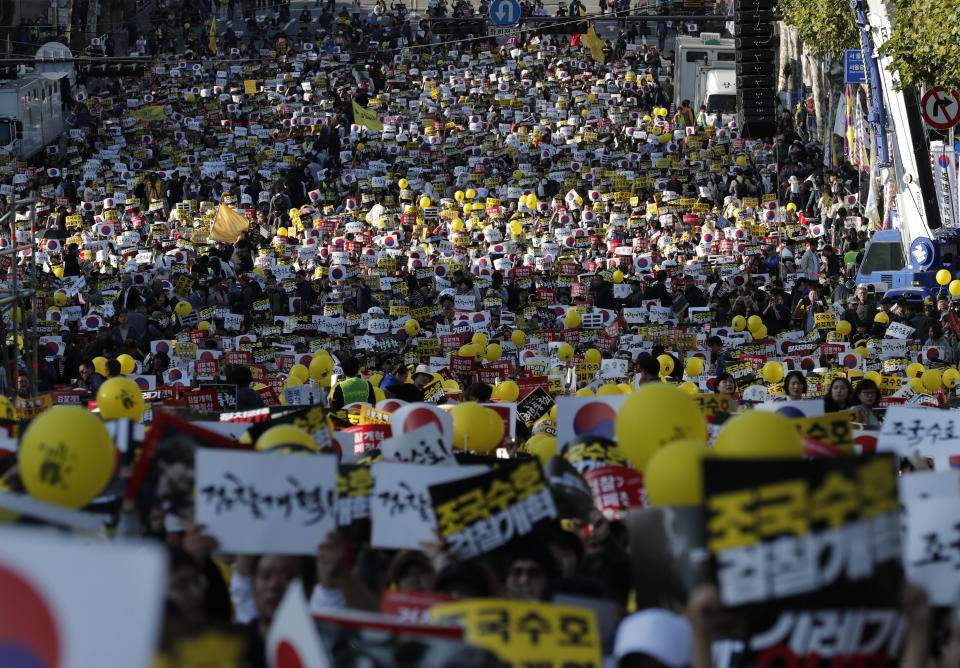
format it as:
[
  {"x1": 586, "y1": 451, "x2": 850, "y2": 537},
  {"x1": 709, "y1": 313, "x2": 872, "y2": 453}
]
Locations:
[
  {"x1": 844, "y1": 49, "x2": 866, "y2": 84},
  {"x1": 489, "y1": 0, "x2": 520, "y2": 26}
]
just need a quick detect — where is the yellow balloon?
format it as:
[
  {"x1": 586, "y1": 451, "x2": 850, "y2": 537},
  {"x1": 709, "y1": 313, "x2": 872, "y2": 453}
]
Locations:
[
  {"x1": 526, "y1": 193, "x2": 538, "y2": 209},
  {"x1": 685, "y1": 357, "x2": 704, "y2": 377},
  {"x1": 18, "y1": 406, "x2": 115, "y2": 508},
  {"x1": 96, "y1": 377, "x2": 145, "y2": 421},
  {"x1": 374, "y1": 385, "x2": 386, "y2": 402},
  {"x1": 454, "y1": 190, "x2": 465, "y2": 202},
  {"x1": 656, "y1": 354, "x2": 674, "y2": 376},
  {"x1": 511, "y1": 330, "x2": 526, "y2": 346},
  {"x1": 0, "y1": 396, "x2": 13, "y2": 421},
  {"x1": 761, "y1": 361, "x2": 784, "y2": 384},
  {"x1": 874, "y1": 311, "x2": 890, "y2": 324},
  {"x1": 198, "y1": 320, "x2": 211, "y2": 330},
  {"x1": 864, "y1": 370, "x2": 883, "y2": 385},
  {"x1": 509, "y1": 220, "x2": 523, "y2": 236},
  {"x1": 575, "y1": 387, "x2": 595, "y2": 396},
  {"x1": 836, "y1": 319, "x2": 852, "y2": 336},
  {"x1": 937, "y1": 269, "x2": 952, "y2": 285},
  {"x1": 93, "y1": 356, "x2": 107, "y2": 376},
  {"x1": 54, "y1": 292, "x2": 67, "y2": 307},
  {"x1": 747, "y1": 315, "x2": 763, "y2": 333},
  {"x1": 285, "y1": 375, "x2": 303, "y2": 387},
  {"x1": 466, "y1": 188, "x2": 477, "y2": 199},
  {"x1": 950, "y1": 281, "x2": 960, "y2": 297},
  {"x1": 943, "y1": 368, "x2": 960, "y2": 389},
  {"x1": 786, "y1": 202, "x2": 797, "y2": 212},
  {"x1": 615, "y1": 383, "x2": 707, "y2": 471},
  {"x1": 736, "y1": 156, "x2": 747, "y2": 167},
  {"x1": 496, "y1": 379, "x2": 519, "y2": 402},
  {"x1": 908, "y1": 377, "x2": 925, "y2": 393},
  {"x1": 117, "y1": 354, "x2": 136, "y2": 375},
  {"x1": 175, "y1": 301, "x2": 192, "y2": 317},
  {"x1": 289, "y1": 364, "x2": 310, "y2": 383},
  {"x1": 557, "y1": 343, "x2": 574, "y2": 362},
  {"x1": 612, "y1": 270, "x2": 624, "y2": 283},
  {"x1": 419, "y1": 196, "x2": 432, "y2": 208},
  {"x1": 753, "y1": 324, "x2": 768, "y2": 340},
  {"x1": 404, "y1": 318, "x2": 420, "y2": 336},
  {"x1": 731, "y1": 315, "x2": 746, "y2": 332},
  {"x1": 922, "y1": 369, "x2": 942, "y2": 393},
  {"x1": 645, "y1": 440, "x2": 708, "y2": 506},
  {"x1": 906, "y1": 362, "x2": 925, "y2": 378},
  {"x1": 597, "y1": 383, "x2": 621, "y2": 396},
  {"x1": 452, "y1": 402, "x2": 503, "y2": 452},
  {"x1": 398, "y1": 178, "x2": 409, "y2": 189},
  {"x1": 256, "y1": 424, "x2": 317, "y2": 452},
  {"x1": 715, "y1": 411, "x2": 802, "y2": 458},
  {"x1": 310, "y1": 354, "x2": 334, "y2": 379},
  {"x1": 472, "y1": 332, "x2": 488, "y2": 348},
  {"x1": 585, "y1": 349, "x2": 602, "y2": 365},
  {"x1": 564, "y1": 311, "x2": 581, "y2": 329},
  {"x1": 525, "y1": 434, "x2": 557, "y2": 467},
  {"x1": 678, "y1": 381, "x2": 699, "y2": 396},
  {"x1": 451, "y1": 218, "x2": 464, "y2": 232},
  {"x1": 486, "y1": 343, "x2": 503, "y2": 362},
  {"x1": 617, "y1": 383, "x2": 632, "y2": 394}
]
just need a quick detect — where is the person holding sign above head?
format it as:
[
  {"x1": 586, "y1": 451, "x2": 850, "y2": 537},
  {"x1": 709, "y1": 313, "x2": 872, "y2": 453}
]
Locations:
[{"x1": 330, "y1": 357, "x2": 376, "y2": 410}]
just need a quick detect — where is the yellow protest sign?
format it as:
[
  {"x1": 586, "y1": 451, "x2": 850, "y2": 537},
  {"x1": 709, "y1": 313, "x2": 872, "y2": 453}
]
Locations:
[
  {"x1": 432, "y1": 599, "x2": 602, "y2": 668},
  {"x1": 352, "y1": 100, "x2": 383, "y2": 131},
  {"x1": 814, "y1": 312, "x2": 837, "y2": 331},
  {"x1": 244, "y1": 79, "x2": 258, "y2": 94},
  {"x1": 130, "y1": 105, "x2": 167, "y2": 122},
  {"x1": 792, "y1": 410, "x2": 856, "y2": 452}
]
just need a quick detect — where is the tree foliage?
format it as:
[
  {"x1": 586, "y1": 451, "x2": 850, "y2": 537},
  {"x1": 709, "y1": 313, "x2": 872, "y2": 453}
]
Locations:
[
  {"x1": 884, "y1": 0, "x2": 960, "y2": 91},
  {"x1": 777, "y1": 0, "x2": 859, "y2": 61}
]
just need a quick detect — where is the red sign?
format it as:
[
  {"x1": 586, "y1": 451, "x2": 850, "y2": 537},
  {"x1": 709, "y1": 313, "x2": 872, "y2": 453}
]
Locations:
[
  {"x1": 225, "y1": 350, "x2": 253, "y2": 365},
  {"x1": 582, "y1": 465, "x2": 646, "y2": 518},
  {"x1": 440, "y1": 334, "x2": 464, "y2": 351},
  {"x1": 343, "y1": 423, "x2": 392, "y2": 455},
  {"x1": 183, "y1": 388, "x2": 220, "y2": 412},
  {"x1": 517, "y1": 376, "x2": 549, "y2": 398},
  {"x1": 51, "y1": 389, "x2": 86, "y2": 405},
  {"x1": 450, "y1": 354, "x2": 475, "y2": 375},
  {"x1": 194, "y1": 359, "x2": 220, "y2": 380},
  {"x1": 275, "y1": 353, "x2": 295, "y2": 373},
  {"x1": 380, "y1": 590, "x2": 455, "y2": 624}
]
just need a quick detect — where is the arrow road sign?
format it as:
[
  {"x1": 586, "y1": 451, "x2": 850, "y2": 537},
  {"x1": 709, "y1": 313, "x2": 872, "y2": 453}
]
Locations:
[
  {"x1": 921, "y1": 86, "x2": 960, "y2": 130},
  {"x1": 489, "y1": 0, "x2": 520, "y2": 26}
]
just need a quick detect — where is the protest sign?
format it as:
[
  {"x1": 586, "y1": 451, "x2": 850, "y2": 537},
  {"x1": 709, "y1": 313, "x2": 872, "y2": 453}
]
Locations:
[
  {"x1": 703, "y1": 455, "x2": 902, "y2": 612},
  {"x1": 370, "y1": 462, "x2": 487, "y2": 550},
  {"x1": 195, "y1": 449, "x2": 338, "y2": 554}
]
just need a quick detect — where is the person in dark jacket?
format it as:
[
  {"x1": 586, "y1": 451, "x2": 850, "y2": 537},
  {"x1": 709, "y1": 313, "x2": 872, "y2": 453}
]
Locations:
[
  {"x1": 590, "y1": 275, "x2": 616, "y2": 310},
  {"x1": 226, "y1": 365, "x2": 264, "y2": 410},
  {"x1": 63, "y1": 243, "x2": 81, "y2": 277}
]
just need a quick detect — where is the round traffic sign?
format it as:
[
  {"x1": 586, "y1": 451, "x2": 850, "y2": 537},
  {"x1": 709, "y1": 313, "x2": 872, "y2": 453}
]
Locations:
[{"x1": 920, "y1": 86, "x2": 960, "y2": 130}]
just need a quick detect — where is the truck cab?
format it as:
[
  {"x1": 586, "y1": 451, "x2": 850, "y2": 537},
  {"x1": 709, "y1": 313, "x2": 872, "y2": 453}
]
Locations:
[
  {"x1": 698, "y1": 68, "x2": 736, "y2": 125},
  {"x1": 856, "y1": 217, "x2": 960, "y2": 303}
]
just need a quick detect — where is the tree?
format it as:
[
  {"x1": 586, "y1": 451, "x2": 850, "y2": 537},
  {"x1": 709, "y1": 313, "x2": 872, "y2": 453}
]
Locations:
[
  {"x1": 883, "y1": 0, "x2": 960, "y2": 91},
  {"x1": 777, "y1": 0, "x2": 859, "y2": 61}
]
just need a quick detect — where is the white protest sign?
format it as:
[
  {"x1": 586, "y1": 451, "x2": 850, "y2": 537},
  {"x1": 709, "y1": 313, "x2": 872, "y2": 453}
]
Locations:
[
  {"x1": 554, "y1": 395, "x2": 628, "y2": 449},
  {"x1": 195, "y1": 449, "x2": 338, "y2": 554},
  {"x1": 898, "y1": 470, "x2": 960, "y2": 503},
  {"x1": 600, "y1": 358, "x2": 629, "y2": 379},
  {"x1": 876, "y1": 406, "x2": 960, "y2": 456},
  {"x1": 389, "y1": 403, "x2": 454, "y2": 446},
  {"x1": 0, "y1": 526, "x2": 167, "y2": 668},
  {"x1": 379, "y1": 423, "x2": 456, "y2": 465},
  {"x1": 903, "y1": 497, "x2": 960, "y2": 605},
  {"x1": 454, "y1": 294, "x2": 475, "y2": 311},
  {"x1": 370, "y1": 462, "x2": 487, "y2": 550},
  {"x1": 622, "y1": 307, "x2": 645, "y2": 324},
  {"x1": 884, "y1": 322, "x2": 915, "y2": 339}
]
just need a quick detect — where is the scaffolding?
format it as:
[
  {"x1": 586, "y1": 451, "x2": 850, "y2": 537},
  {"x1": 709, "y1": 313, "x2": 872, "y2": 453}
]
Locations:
[{"x1": 0, "y1": 191, "x2": 39, "y2": 398}]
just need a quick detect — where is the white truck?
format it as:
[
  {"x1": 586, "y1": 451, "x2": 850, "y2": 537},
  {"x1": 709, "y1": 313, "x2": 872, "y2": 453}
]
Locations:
[
  {"x1": 673, "y1": 33, "x2": 737, "y2": 125},
  {"x1": 0, "y1": 73, "x2": 66, "y2": 161}
]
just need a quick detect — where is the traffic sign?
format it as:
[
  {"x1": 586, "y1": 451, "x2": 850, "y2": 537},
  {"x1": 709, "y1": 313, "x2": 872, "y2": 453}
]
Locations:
[
  {"x1": 843, "y1": 49, "x2": 866, "y2": 84},
  {"x1": 921, "y1": 86, "x2": 960, "y2": 130},
  {"x1": 489, "y1": 0, "x2": 520, "y2": 26}
]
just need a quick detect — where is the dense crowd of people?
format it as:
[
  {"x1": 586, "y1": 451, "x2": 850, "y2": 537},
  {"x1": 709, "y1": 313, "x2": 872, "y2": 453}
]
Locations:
[{"x1": 1, "y1": 1, "x2": 959, "y2": 667}]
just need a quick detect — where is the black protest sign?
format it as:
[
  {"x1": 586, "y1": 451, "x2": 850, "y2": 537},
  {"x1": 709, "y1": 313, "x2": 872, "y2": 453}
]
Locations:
[
  {"x1": 516, "y1": 387, "x2": 555, "y2": 427},
  {"x1": 703, "y1": 455, "x2": 902, "y2": 615},
  {"x1": 243, "y1": 404, "x2": 332, "y2": 452},
  {"x1": 199, "y1": 383, "x2": 238, "y2": 411},
  {"x1": 429, "y1": 459, "x2": 559, "y2": 560},
  {"x1": 336, "y1": 463, "x2": 372, "y2": 541}
]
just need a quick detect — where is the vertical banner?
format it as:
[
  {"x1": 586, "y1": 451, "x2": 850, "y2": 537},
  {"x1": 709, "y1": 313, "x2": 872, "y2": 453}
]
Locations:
[{"x1": 931, "y1": 140, "x2": 959, "y2": 228}]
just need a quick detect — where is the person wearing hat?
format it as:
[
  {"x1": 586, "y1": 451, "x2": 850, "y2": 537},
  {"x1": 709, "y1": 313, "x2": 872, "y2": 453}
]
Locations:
[{"x1": 411, "y1": 364, "x2": 434, "y2": 390}]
